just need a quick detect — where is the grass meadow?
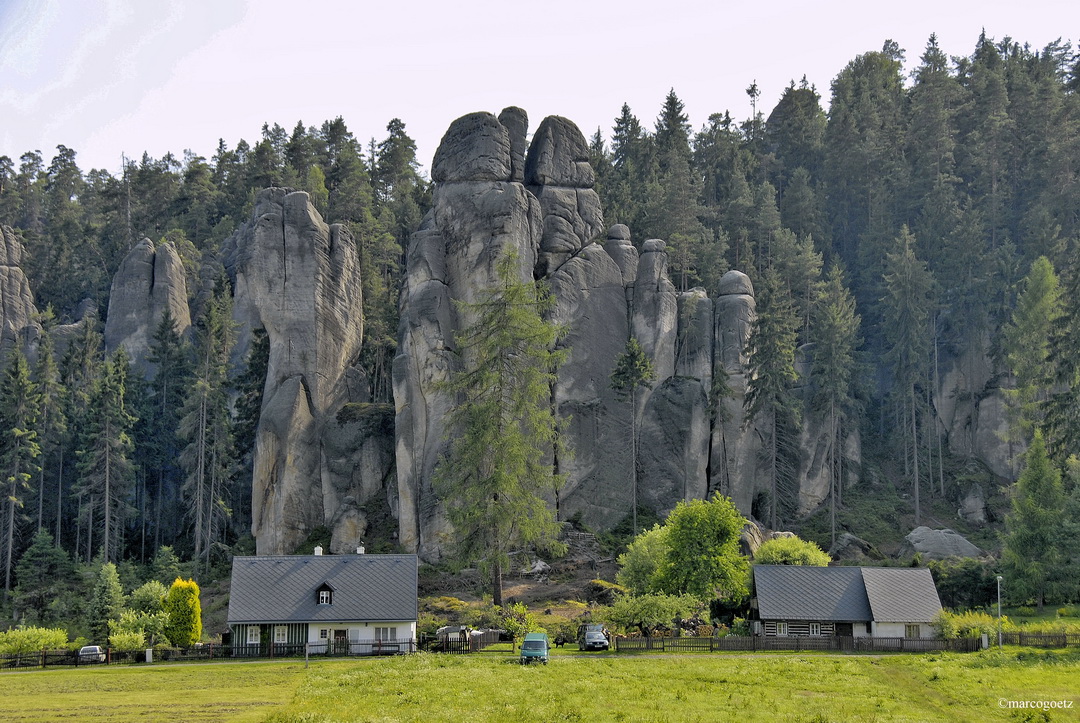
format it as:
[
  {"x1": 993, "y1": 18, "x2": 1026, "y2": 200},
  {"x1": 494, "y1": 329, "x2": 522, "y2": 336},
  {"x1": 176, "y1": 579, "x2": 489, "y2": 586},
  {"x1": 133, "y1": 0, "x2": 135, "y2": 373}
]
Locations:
[{"x1": 2, "y1": 649, "x2": 1078, "y2": 722}]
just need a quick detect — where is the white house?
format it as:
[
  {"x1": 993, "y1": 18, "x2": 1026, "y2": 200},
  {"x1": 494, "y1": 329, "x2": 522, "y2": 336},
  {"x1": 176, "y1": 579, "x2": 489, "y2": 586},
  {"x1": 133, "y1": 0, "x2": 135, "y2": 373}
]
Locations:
[
  {"x1": 226, "y1": 550, "x2": 418, "y2": 655},
  {"x1": 752, "y1": 565, "x2": 943, "y2": 639}
]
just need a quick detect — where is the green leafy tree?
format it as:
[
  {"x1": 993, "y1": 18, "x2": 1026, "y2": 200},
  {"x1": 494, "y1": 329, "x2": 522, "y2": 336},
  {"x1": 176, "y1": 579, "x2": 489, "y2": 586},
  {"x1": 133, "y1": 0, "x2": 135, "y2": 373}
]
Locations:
[
  {"x1": 615, "y1": 524, "x2": 669, "y2": 595},
  {"x1": 128, "y1": 579, "x2": 168, "y2": 613},
  {"x1": 1001, "y1": 431, "x2": 1073, "y2": 612},
  {"x1": 610, "y1": 337, "x2": 656, "y2": 535},
  {"x1": 0, "y1": 626, "x2": 68, "y2": 655},
  {"x1": 754, "y1": 536, "x2": 831, "y2": 566},
  {"x1": 433, "y1": 250, "x2": 568, "y2": 607},
  {"x1": 655, "y1": 493, "x2": 750, "y2": 603},
  {"x1": 605, "y1": 592, "x2": 698, "y2": 637},
  {"x1": 162, "y1": 577, "x2": 202, "y2": 647},
  {"x1": 744, "y1": 268, "x2": 800, "y2": 528},
  {"x1": 87, "y1": 561, "x2": 125, "y2": 644},
  {"x1": 1, "y1": 348, "x2": 41, "y2": 597},
  {"x1": 1000, "y1": 256, "x2": 1061, "y2": 448}
]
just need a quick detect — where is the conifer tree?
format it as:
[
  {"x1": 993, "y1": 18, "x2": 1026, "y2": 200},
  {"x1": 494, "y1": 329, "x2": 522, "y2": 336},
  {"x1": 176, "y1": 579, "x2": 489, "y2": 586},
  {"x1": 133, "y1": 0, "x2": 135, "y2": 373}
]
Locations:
[
  {"x1": 0, "y1": 348, "x2": 41, "y2": 597},
  {"x1": 13, "y1": 529, "x2": 71, "y2": 623},
  {"x1": 76, "y1": 348, "x2": 136, "y2": 563},
  {"x1": 433, "y1": 250, "x2": 568, "y2": 607},
  {"x1": 179, "y1": 282, "x2": 235, "y2": 572},
  {"x1": 87, "y1": 561, "x2": 125, "y2": 644},
  {"x1": 163, "y1": 577, "x2": 202, "y2": 647},
  {"x1": 744, "y1": 268, "x2": 800, "y2": 528},
  {"x1": 32, "y1": 314, "x2": 67, "y2": 540}
]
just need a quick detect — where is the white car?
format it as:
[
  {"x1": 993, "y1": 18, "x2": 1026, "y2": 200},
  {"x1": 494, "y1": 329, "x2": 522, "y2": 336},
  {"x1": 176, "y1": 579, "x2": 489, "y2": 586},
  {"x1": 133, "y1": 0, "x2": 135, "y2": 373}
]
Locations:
[{"x1": 79, "y1": 645, "x2": 106, "y2": 663}]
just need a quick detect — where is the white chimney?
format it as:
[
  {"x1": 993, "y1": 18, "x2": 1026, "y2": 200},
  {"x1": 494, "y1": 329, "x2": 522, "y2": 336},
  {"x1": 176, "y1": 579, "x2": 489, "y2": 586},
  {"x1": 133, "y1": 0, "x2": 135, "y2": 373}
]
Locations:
[
  {"x1": 356, "y1": 545, "x2": 365, "y2": 555},
  {"x1": 314, "y1": 545, "x2": 323, "y2": 556}
]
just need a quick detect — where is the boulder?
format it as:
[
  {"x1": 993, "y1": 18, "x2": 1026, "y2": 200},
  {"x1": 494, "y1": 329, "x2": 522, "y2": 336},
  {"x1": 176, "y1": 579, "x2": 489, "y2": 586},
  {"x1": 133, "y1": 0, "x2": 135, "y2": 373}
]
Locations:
[
  {"x1": 828, "y1": 532, "x2": 884, "y2": 562},
  {"x1": 523, "y1": 115, "x2": 595, "y2": 188},
  {"x1": 103, "y1": 238, "x2": 191, "y2": 376},
  {"x1": 901, "y1": 526, "x2": 984, "y2": 560},
  {"x1": 498, "y1": 107, "x2": 529, "y2": 183},
  {"x1": 432, "y1": 112, "x2": 511, "y2": 183}
]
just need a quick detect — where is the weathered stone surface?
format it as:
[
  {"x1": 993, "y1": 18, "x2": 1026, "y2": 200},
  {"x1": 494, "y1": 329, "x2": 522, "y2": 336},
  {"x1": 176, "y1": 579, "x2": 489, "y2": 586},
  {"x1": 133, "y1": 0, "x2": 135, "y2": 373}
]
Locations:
[
  {"x1": 0, "y1": 225, "x2": 41, "y2": 363},
  {"x1": 901, "y1": 526, "x2": 984, "y2": 559},
  {"x1": 227, "y1": 189, "x2": 370, "y2": 555},
  {"x1": 498, "y1": 107, "x2": 529, "y2": 183},
  {"x1": 958, "y1": 483, "x2": 987, "y2": 524},
  {"x1": 524, "y1": 115, "x2": 595, "y2": 188},
  {"x1": 104, "y1": 238, "x2": 191, "y2": 375},
  {"x1": 632, "y1": 240, "x2": 677, "y2": 381},
  {"x1": 638, "y1": 377, "x2": 710, "y2": 516},
  {"x1": 829, "y1": 532, "x2": 884, "y2": 562},
  {"x1": 675, "y1": 289, "x2": 712, "y2": 381},
  {"x1": 432, "y1": 112, "x2": 511, "y2": 183},
  {"x1": 547, "y1": 243, "x2": 632, "y2": 528}
]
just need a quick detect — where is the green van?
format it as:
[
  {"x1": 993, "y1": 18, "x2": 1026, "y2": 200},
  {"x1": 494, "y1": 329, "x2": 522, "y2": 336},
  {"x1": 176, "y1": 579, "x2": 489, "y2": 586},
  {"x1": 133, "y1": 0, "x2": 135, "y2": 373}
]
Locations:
[{"x1": 520, "y1": 632, "x2": 549, "y2": 665}]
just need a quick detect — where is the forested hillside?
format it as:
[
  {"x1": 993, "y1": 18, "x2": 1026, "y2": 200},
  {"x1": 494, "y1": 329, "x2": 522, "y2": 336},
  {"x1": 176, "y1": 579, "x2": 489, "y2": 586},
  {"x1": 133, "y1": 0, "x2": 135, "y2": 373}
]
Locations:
[{"x1": 1, "y1": 33, "x2": 1079, "y2": 628}]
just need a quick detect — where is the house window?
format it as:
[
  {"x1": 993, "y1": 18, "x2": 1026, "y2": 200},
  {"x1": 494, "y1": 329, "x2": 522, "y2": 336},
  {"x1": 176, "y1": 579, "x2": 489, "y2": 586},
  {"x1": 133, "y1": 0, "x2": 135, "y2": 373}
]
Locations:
[
  {"x1": 274, "y1": 626, "x2": 288, "y2": 644},
  {"x1": 775, "y1": 622, "x2": 788, "y2": 637},
  {"x1": 318, "y1": 589, "x2": 332, "y2": 605},
  {"x1": 319, "y1": 629, "x2": 329, "y2": 640},
  {"x1": 905, "y1": 624, "x2": 920, "y2": 639},
  {"x1": 374, "y1": 627, "x2": 397, "y2": 641},
  {"x1": 809, "y1": 622, "x2": 821, "y2": 636},
  {"x1": 247, "y1": 626, "x2": 260, "y2": 645}
]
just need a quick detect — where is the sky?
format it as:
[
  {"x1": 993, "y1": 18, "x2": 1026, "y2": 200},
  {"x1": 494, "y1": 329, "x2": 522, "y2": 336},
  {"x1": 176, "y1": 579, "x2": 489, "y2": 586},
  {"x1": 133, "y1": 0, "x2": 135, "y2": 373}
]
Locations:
[{"x1": 0, "y1": 0, "x2": 1075, "y2": 177}]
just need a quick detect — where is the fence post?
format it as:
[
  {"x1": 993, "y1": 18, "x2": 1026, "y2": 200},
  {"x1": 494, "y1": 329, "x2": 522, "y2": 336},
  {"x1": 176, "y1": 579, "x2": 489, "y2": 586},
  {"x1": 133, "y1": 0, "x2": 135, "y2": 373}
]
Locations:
[{"x1": 42, "y1": 647, "x2": 46, "y2": 669}]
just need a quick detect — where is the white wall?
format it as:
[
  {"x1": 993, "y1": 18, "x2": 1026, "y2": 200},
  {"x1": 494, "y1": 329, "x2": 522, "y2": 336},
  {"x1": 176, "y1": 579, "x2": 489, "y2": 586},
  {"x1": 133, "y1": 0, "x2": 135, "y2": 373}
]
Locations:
[
  {"x1": 872, "y1": 622, "x2": 929, "y2": 638},
  {"x1": 306, "y1": 621, "x2": 417, "y2": 644}
]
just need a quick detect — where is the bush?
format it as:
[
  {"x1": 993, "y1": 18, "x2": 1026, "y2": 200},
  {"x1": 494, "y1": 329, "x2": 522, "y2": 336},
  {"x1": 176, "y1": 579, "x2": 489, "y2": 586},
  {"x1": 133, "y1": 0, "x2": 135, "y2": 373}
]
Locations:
[
  {"x1": 0, "y1": 626, "x2": 69, "y2": 655},
  {"x1": 754, "y1": 536, "x2": 831, "y2": 566},
  {"x1": 108, "y1": 630, "x2": 145, "y2": 651},
  {"x1": 1015, "y1": 606, "x2": 1036, "y2": 617},
  {"x1": 1057, "y1": 606, "x2": 1077, "y2": 618},
  {"x1": 585, "y1": 579, "x2": 626, "y2": 606},
  {"x1": 933, "y1": 610, "x2": 1009, "y2": 640}
]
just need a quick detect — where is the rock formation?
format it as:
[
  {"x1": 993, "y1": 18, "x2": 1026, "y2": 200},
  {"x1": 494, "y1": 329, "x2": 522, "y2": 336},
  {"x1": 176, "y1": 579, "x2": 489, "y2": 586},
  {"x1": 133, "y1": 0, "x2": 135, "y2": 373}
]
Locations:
[
  {"x1": 0, "y1": 224, "x2": 42, "y2": 362},
  {"x1": 103, "y1": 238, "x2": 191, "y2": 374},
  {"x1": 224, "y1": 188, "x2": 391, "y2": 555},
  {"x1": 901, "y1": 526, "x2": 984, "y2": 559}
]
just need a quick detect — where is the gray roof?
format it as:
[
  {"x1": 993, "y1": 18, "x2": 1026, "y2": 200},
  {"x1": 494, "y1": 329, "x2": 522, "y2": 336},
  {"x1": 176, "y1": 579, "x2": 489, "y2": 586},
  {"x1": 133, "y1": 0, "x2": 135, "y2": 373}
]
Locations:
[
  {"x1": 754, "y1": 565, "x2": 871, "y2": 622},
  {"x1": 754, "y1": 565, "x2": 943, "y2": 624},
  {"x1": 862, "y1": 567, "x2": 942, "y2": 623},
  {"x1": 227, "y1": 554, "x2": 418, "y2": 624}
]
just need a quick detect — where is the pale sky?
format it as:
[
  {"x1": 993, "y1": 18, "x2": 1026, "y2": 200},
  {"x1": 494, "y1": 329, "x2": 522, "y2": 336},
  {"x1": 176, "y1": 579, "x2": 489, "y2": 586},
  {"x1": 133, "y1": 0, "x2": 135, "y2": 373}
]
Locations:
[{"x1": 0, "y1": 0, "x2": 1074, "y2": 176}]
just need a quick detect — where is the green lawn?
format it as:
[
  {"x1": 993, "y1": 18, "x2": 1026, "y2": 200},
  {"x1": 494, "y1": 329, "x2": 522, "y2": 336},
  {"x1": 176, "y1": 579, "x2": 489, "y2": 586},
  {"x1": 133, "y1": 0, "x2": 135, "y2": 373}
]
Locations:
[{"x1": 2, "y1": 650, "x2": 1078, "y2": 722}]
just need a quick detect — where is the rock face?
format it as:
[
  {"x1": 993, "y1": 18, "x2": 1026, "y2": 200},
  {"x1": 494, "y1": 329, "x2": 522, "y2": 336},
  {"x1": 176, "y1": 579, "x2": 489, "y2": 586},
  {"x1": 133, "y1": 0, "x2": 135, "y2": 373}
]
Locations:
[
  {"x1": 901, "y1": 526, "x2": 984, "y2": 559},
  {"x1": 395, "y1": 109, "x2": 848, "y2": 560},
  {"x1": 225, "y1": 189, "x2": 391, "y2": 555},
  {"x1": 103, "y1": 238, "x2": 191, "y2": 374},
  {"x1": 0, "y1": 225, "x2": 42, "y2": 362}
]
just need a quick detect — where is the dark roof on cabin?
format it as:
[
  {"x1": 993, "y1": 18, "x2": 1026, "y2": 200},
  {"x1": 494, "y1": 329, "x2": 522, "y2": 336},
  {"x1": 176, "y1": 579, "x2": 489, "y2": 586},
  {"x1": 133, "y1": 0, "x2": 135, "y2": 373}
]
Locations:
[
  {"x1": 753, "y1": 565, "x2": 943, "y2": 624},
  {"x1": 755, "y1": 565, "x2": 871, "y2": 622},
  {"x1": 226, "y1": 554, "x2": 418, "y2": 624},
  {"x1": 862, "y1": 567, "x2": 942, "y2": 623}
]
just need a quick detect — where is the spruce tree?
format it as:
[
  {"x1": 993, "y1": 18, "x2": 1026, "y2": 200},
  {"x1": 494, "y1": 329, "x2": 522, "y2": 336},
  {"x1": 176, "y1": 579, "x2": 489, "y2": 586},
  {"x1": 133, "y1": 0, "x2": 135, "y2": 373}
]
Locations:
[
  {"x1": 87, "y1": 561, "x2": 125, "y2": 644},
  {"x1": 744, "y1": 267, "x2": 800, "y2": 529},
  {"x1": 0, "y1": 348, "x2": 41, "y2": 597},
  {"x1": 433, "y1": 250, "x2": 568, "y2": 607}
]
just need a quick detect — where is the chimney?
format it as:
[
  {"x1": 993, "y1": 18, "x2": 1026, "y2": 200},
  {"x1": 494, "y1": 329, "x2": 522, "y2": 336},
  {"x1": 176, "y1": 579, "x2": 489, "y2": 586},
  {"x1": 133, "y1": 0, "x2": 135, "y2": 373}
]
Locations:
[
  {"x1": 314, "y1": 546, "x2": 323, "y2": 556},
  {"x1": 356, "y1": 545, "x2": 365, "y2": 555}
]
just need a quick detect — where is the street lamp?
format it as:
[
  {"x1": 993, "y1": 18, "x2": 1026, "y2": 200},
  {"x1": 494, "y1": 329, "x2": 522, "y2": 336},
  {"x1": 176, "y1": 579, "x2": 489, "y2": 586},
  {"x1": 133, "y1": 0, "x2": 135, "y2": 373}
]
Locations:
[{"x1": 996, "y1": 575, "x2": 1003, "y2": 650}]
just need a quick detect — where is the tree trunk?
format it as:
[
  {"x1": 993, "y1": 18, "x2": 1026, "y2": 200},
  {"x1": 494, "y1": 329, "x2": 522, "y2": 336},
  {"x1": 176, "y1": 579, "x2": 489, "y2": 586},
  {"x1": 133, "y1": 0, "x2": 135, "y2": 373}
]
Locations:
[
  {"x1": 911, "y1": 386, "x2": 921, "y2": 526},
  {"x1": 491, "y1": 559, "x2": 503, "y2": 608}
]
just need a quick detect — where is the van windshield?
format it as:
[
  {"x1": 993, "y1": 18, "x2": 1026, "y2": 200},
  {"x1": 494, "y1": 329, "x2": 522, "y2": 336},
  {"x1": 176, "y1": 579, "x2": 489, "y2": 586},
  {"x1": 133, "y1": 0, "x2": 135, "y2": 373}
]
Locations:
[{"x1": 522, "y1": 641, "x2": 545, "y2": 650}]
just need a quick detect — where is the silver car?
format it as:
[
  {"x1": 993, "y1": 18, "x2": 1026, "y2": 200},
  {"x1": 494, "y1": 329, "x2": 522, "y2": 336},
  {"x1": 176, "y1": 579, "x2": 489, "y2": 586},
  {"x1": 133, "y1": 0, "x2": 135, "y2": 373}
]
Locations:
[{"x1": 79, "y1": 645, "x2": 105, "y2": 663}]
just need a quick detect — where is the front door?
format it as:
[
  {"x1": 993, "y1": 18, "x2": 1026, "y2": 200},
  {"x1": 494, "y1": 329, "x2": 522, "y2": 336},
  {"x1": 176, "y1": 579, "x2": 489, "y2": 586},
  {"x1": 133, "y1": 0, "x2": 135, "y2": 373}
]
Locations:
[{"x1": 333, "y1": 629, "x2": 348, "y2": 654}]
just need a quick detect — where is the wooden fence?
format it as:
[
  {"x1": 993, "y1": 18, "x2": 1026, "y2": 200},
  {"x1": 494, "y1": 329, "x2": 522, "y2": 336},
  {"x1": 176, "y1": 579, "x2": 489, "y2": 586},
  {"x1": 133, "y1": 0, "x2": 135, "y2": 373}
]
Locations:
[
  {"x1": 614, "y1": 635, "x2": 982, "y2": 654},
  {"x1": 999, "y1": 632, "x2": 1080, "y2": 648}
]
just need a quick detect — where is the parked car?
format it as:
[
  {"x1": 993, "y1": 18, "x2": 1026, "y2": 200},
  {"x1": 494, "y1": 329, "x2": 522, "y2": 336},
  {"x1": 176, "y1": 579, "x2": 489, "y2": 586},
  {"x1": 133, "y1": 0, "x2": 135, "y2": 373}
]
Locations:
[
  {"x1": 79, "y1": 645, "x2": 105, "y2": 663},
  {"x1": 519, "y1": 632, "x2": 549, "y2": 665},
  {"x1": 581, "y1": 630, "x2": 609, "y2": 651},
  {"x1": 577, "y1": 623, "x2": 609, "y2": 650}
]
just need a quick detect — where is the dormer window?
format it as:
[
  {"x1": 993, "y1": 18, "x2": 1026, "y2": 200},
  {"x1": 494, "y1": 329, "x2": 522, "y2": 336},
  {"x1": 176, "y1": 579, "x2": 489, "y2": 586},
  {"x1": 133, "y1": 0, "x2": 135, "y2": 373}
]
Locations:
[{"x1": 316, "y1": 582, "x2": 335, "y2": 605}]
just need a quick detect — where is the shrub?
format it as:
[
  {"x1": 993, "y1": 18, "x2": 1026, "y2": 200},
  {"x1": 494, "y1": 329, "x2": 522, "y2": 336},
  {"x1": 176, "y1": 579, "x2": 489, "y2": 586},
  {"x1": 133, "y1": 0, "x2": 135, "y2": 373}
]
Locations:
[
  {"x1": 108, "y1": 630, "x2": 145, "y2": 651},
  {"x1": 1056, "y1": 606, "x2": 1077, "y2": 618},
  {"x1": 730, "y1": 617, "x2": 751, "y2": 636},
  {"x1": 754, "y1": 536, "x2": 831, "y2": 566},
  {"x1": 0, "y1": 626, "x2": 69, "y2": 655},
  {"x1": 1015, "y1": 606, "x2": 1036, "y2": 617},
  {"x1": 585, "y1": 579, "x2": 626, "y2": 606},
  {"x1": 933, "y1": 610, "x2": 1010, "y2": 640},
  {"x1": 163, "y1": 578, "x2": 202, "y2": 647}
]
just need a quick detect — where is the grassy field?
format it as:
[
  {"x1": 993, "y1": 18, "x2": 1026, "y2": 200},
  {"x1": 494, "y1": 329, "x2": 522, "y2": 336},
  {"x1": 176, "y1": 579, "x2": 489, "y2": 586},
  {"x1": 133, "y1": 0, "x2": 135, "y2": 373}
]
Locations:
[{"x1": 2, "y1": 649, "x2": 1078, "y2": 722}]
